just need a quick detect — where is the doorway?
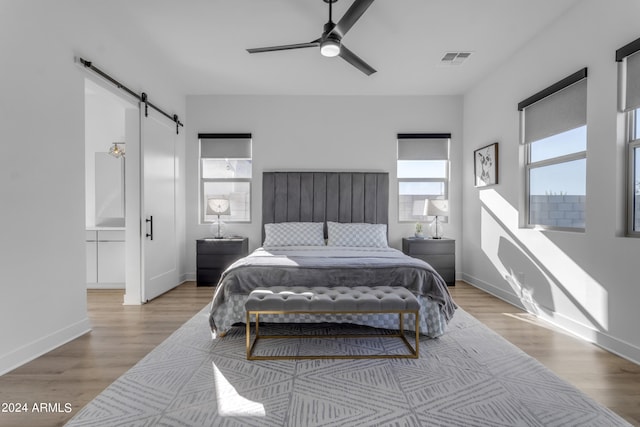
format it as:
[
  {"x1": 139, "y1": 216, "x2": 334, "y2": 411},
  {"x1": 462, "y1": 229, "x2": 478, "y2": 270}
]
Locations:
[
  {"x1": 84, "y1": 78, "x2": 133, "y2": 291},
  {"x1": 84, "y1": 76, "x2": 180, "y2": 304}
]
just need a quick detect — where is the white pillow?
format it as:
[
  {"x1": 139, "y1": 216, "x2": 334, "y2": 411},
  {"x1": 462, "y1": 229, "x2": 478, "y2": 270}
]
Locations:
[
  {"x1": 263, "y1": 222, "x2": 325, "y2": 247},
  {"x1": 327, "y1": 221, "x2": 388, "y2": 248}
]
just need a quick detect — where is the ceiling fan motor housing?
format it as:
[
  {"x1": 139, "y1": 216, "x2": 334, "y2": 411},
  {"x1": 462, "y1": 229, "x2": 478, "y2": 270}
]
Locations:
[{"x1": 323, "y1": 21, "x2": 337, "y2": 36}]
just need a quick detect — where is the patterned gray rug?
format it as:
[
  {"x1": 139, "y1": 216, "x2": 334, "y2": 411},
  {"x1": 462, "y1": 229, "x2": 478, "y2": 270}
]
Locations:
[{"x1": 66, "y1": 307, "x2": 630, "y2": 427}]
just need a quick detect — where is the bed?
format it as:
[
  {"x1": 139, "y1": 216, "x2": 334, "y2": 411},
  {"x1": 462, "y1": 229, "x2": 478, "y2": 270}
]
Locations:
[{"x1": 208, "y1": 171, "x2": 456, "y2": 338}]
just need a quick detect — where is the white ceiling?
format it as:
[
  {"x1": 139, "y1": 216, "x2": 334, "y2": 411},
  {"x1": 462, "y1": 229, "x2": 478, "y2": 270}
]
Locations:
[{"x1": 90, "y1": 0, "x2": 581, "y2": 96}]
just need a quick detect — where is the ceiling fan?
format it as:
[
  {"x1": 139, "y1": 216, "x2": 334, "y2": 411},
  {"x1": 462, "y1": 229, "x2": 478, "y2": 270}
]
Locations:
[{"x1": 246, "y1": 0, "x2": 376, "y2": 76}]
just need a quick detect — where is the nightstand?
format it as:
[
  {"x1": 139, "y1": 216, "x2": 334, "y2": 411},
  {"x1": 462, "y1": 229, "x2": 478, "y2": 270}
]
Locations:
[
  {"x1": 402, "y1": 237, "x2": 455, "y2": 286},
  {"x1": 196, "y1": 238, "x2": 249, "y2": 286}
]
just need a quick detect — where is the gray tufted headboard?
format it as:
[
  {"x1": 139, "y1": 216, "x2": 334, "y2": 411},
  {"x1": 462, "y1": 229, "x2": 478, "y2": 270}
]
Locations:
[{"x1": 262, "y1": 171, "x2": 389, "y2": 242}]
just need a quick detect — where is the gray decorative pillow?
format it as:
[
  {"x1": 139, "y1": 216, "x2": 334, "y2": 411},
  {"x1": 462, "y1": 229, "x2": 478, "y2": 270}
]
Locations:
[
  {"x1": 327, "y1": 222, "x2": 388, "y2": 248},
  {"x1": 263, "y1": 222, "x2": 325, "y2": 247}
]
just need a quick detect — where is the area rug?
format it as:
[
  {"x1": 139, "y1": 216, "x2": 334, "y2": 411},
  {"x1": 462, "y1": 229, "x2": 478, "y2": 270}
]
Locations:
[{"x1": 66, "y1": 307, "x2": 630, "y2": 426}]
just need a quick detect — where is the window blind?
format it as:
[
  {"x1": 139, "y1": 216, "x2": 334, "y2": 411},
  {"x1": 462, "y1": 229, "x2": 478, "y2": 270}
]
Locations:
[
  {"x1": 199, "y1": 133, "x2": 252, "y2": 159},
  {"x1": 519, "y1": 71, "x2": 587, "y2": 145},
  {"x1": 624, "y1": 51, "x2": 640, "y2": 111},
  {"x1": 616, "y1": 36, "x2": 640, "y2": 111},
  {"x1": 397, "y1": 133, "x2": 450, "y2": 160}
]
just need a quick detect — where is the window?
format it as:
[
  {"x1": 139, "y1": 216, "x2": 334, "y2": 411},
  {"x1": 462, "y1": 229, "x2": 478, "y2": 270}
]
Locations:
[
  {"x1": 397, "y1": 133, "x2": 450, "y2": 222},
  {"x1": 617, "y1": 37, "x2": 640, "y2": 236},
  {"x1": 630, "y1": 108, "x2": 640, "y2": 234},
  {"x1": 198, "y1": 133, "x2": 252, "y2": 223},
  {"x1": 519, "y1": 68, "x2": 588, "y2": 230}
]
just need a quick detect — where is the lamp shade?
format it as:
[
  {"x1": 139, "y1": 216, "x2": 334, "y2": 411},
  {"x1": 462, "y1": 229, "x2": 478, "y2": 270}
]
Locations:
[
  {"x1": 427, "y1": 199, "x2": 449, "y2": 217},
  {"x1": 206, "y1": 197, "x2": 230, "y2": 215}
]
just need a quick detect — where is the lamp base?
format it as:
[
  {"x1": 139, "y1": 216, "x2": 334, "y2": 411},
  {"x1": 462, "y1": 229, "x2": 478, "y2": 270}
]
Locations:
[
  {"x1": 210, "y1": 219, "x2": 226, "y2": 239},
  {"x1": 429, "y1": 216, "x2": 445, "y2": 239}
]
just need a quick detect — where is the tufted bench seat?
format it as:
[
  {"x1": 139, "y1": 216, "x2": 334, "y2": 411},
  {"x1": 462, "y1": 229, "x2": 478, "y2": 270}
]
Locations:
[{"x1": 245, "y1": 286, "x2": 420, "y2": 360}]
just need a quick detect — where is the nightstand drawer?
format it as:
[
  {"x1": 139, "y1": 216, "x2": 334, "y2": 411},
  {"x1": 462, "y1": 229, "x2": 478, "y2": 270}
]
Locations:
[
  {"x1": 197, "y1": 239, "x2": 247, "y2": 254},
  {"x1": 196, "y1": 238, "x2": 249, "y2": 286},
  {"x1": 197, "y1": 253, "x2": 243, "y2": 269},
  {"x1": 197, "y1": 269, "x2": 225, "y2": 286},
  {"x1": 404, "y1": 240, "x2": 454, "y2": 256},
  {"x1": 423, "y1": 254, "x2": 455, "y2": 270},
  {"x1": 402, "y1": 237, "x2": 455, "y2": 286},
  {"x1": 434, "y1": 267, "x2": 455, "y2": 284}
]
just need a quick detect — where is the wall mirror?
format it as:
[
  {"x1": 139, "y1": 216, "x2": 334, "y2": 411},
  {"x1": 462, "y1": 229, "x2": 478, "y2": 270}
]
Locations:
[{"x1": 95, "y1": 152, "x2": 125, "y2": 226}]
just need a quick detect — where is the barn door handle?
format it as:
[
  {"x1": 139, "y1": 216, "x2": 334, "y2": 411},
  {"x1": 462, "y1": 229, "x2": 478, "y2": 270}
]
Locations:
[{"x1": 145, "y1": 216, "x2": 153, "y2": 240}]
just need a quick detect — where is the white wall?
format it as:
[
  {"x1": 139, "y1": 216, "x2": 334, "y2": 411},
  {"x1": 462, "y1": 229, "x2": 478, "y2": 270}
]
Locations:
[
  {"x1": 462, "y1": 0, "x2": 640, "y2": 364},
  {"x1": 186, "y1": 95, "x2": 463, "y2": 275},
  {"x1": 0, "y1": 1, "x2": 186, "y2": 374},
  {"x1": 85, "y1": 85, "x2": 126, "y2": 228}
]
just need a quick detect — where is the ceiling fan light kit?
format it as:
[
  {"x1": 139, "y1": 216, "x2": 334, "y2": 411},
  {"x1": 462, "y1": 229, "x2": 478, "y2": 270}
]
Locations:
[
  {"x1": 247, "y1": 0, "x2": 376, "y2": 75},
  {"x1": 320, "y1": 36, "x2": 341, "y2": 57}
]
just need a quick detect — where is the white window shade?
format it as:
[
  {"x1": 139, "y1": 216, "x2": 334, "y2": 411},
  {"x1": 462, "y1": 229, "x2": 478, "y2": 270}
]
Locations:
[
  {"x1": 200, "y1": 136, "x2": 251, "y2": 159},
  {"x1": 522, "y1": 78, "x2": 587, "y2": 144},
  {"x1": 624, "y1": 51, "x2": 640, "y2": 112},
  {"x1": 397, "y1": 138, "x2": 449, "y2": 160},
  {"x1": 397, "y1": 133, "x2": 450, "y2": 222}
]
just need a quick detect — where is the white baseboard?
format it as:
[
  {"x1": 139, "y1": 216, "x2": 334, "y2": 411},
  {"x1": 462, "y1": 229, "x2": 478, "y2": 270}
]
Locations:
[
  {"x1": 87, "y1": 282, "x2": 125, "y2": 289},
  {"x1": 0, "y1": 318, "x2": 91, "y2": 376},
  {"x1": 460, "y1": 273, "x2": 527, "y2": 311},
  {"x1": 461, "y1": 273, "x2": 640, "y2": 366}
]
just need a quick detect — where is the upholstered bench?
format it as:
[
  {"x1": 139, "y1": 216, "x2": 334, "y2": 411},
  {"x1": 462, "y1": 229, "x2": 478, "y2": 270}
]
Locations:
[{"x1": 245, "y1": 286, "x2": 420, "y2": 360}]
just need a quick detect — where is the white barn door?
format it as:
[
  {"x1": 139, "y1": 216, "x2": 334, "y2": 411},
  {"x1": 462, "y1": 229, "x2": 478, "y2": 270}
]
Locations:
[{"x1": 140, "y1": 108, "x2": 178, "y2": 302}]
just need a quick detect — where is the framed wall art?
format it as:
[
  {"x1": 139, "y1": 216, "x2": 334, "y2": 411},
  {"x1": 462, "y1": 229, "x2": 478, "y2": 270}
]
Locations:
[{"x1": 474, "y1": 142, "x2": 498, "y2": 187}]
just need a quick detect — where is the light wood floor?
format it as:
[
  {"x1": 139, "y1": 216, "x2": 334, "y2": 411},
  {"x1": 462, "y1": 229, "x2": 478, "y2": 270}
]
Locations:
[{"x1": 0, "y1": 281, "x2": 638, "y2": 426}]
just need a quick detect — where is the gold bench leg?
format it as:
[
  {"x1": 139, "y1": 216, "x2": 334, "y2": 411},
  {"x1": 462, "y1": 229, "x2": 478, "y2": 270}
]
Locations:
[
  {"x1": 246, "y1": 311, "x2": 251, "y2": 359},
  {"x1": 415, "y1": 311, "x2": 419, "y2": 358},
  {"x1": 246, "y1": 312, "x2": 262, "y2": 360},
  {"x1": 398, "y1": 311, "x2": 419, "y2": 358},
  {"x1": 255, "y1": 313, "x2": 260, "y2": 337}
]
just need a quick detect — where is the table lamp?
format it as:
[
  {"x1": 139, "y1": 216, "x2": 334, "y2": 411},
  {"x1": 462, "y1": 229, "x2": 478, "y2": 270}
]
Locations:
[
  {"x1": 427, "y1": 199, "x2": 448, "y2": 239},
  {"x1": 207, "y1": 197, "x2": 230, "y2": 238}
]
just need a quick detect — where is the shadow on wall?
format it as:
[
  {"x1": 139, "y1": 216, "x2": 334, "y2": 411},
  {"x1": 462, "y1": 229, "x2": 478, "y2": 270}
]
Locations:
[
  {"x1": 478, "y1": 189, "x2": 608, "y2": 332},
  {"x1": 497, "y1": 236, "x2": 555, "y2": 317}
]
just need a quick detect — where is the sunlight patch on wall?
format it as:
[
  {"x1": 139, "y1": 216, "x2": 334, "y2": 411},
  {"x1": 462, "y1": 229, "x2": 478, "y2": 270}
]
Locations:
[{"x1": 479, "y1": 189, "x2": 608, "y2": 330}]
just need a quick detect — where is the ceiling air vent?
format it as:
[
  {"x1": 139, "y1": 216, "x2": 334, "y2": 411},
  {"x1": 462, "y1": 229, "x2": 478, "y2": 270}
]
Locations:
[{"x1": 440, "y1": 52, "x2": 472, "y2": 65}]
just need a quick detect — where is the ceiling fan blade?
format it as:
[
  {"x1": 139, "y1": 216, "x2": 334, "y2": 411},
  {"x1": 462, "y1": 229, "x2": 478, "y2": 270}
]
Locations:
[
  {"x1": 334, "y1": 0, "x2": 375, "y2": 38},
  {"x1": 247, "y1": 41, "x2": 320, "y2": 54},
  {"x1": 339, "y1": 44, "x2": 376, "y2": 75}
]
